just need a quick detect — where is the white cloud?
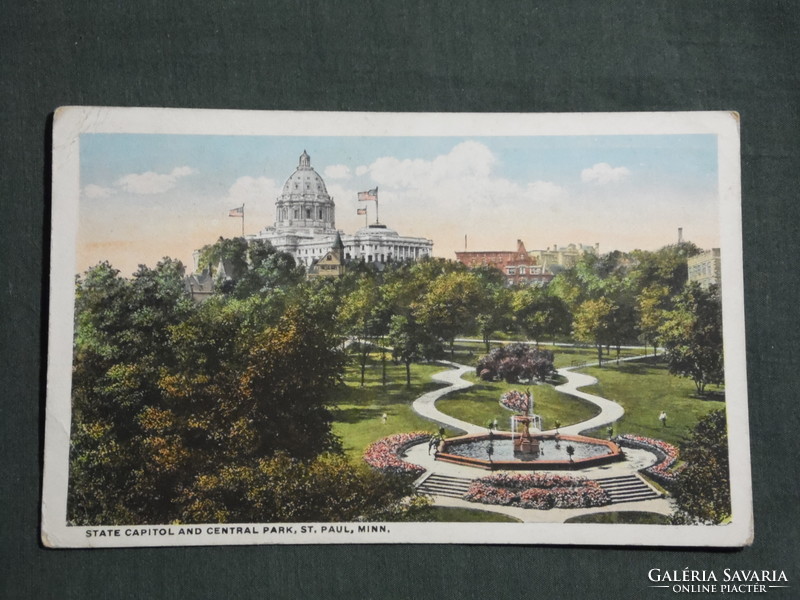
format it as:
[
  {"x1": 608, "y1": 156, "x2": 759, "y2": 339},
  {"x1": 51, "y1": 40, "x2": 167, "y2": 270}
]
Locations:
[
  {"x1": 115, "y1": 166, "x2": 196, "y2": 195},
  {"x1": 328, "y1": 141, "x2": 573, "y2": 252},
  {"x1": 580, "y1": 162, "x2": 630, "y2": 184},
  {"x1": 526, "y1": 180, "x2": 569, "y2": 202},
  {"x1": 223, "y1": 176, "x2": 282, "y2": 207},
  {"x1": 366, "y1": 140, "x2": 497, "y2": 191},
  {"x1": 83, "y1": 184, "x2": 116, "y2": 199},
  {"x1": 323, "y1": 164, "x2": 351, "y2": 180}
]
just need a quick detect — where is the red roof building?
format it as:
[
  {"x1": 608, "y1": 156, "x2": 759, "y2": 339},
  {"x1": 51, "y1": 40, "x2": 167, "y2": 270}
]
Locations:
[{"x1": 455, "y1": 239, "x2": 553, "y2": 287}]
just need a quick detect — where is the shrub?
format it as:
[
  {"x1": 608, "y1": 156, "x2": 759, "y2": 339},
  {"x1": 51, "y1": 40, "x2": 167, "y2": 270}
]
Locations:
[{"x1": 475, "y1": 343, "x2": 555, "y2": 383}]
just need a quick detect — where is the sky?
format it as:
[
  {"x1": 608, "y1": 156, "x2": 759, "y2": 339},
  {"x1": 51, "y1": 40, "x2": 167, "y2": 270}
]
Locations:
[{"x1": 77, "y1": 133, "x2": 720, "y2": 276}]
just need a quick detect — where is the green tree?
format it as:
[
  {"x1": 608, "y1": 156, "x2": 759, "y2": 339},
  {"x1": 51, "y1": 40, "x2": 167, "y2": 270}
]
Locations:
[
  {"x1": 474, "y1": 284, "x2": 513, "y2": 352},
  {"x1": 673, "y1": 410, "x2": 730, "y2": 523},
  {"x1": 387, "y1": 314, "x2": 441, "y2": 386},
  {"x1": 179, "y1": 452, "x2": 431, "y2": 524},
  {"x1": 197, "y1": 236, "x2": 249, "y2": 284},
  {"x1": 340, "y1": 276, "x2": 390, "y2": 386},
  {"x1": 573, "y1": 297, "x2": 615, "y2": 366},
  {"x1": 233, "y1": 240, "x2": 304, "y2": 297},
  {"x1": 414, "y1": 270, "x2": 483, "y2": 357},
  {"x1": 70, "y1": 259, "x2": 196, "y2": 523},
  {"x1": 512, "y1": 286, "x2": 572, "y2": 346},
  {"x1": 659, "y1": 283, "x2": 723, "y2": 395},
  {"x1": 603, "y1": 276, "x2": 639, "y2": 362},
  {"x1": 637, "y1": 284, "x2": 669, "y2": 356},
  {"x1": 630, "y1": 242, "x2": 701, "y2": 297}
]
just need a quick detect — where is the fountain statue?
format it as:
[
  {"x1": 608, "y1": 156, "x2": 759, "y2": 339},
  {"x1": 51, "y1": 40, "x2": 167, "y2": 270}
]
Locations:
[{"x1": 510, "y1": 389, "x2": 543, "y2": 455}]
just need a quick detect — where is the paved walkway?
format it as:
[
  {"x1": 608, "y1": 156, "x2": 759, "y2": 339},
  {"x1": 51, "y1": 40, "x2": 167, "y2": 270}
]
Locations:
[
  {"x1": 409, "y1": 361, "x2": 485, "y2": 434},
  {"x1": 412, "y1": 354, "x2": 652, "y2": 437},
  {"x1": 406, "y1": 354, "x2": 674, "y2": 521}
]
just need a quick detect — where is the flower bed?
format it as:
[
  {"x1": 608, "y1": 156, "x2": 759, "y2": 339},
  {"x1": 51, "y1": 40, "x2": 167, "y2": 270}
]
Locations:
[
  {"x1": 463, "y1": 472, "x2": 610, "y2": 510},
  {"x1": 363, "y1": 432, "x2": 429, "y2": 477},
  {"x1": 499, "y1": 389, "x2": 530, "y2": 413},
  {"x1": 615, "y1": 434, "x2": 685, "y2": 486}
]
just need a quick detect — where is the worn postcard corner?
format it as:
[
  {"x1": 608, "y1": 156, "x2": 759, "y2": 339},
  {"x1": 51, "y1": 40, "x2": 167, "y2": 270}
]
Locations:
[{"x1": 42, "y1": 108, "x2": 751, "y2": 548}]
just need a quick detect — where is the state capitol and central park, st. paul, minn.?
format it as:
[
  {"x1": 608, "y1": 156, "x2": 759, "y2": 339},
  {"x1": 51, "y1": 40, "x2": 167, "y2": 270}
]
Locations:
[{"x1": 67, "y1": 147, "x2": 730, "y2": 531}]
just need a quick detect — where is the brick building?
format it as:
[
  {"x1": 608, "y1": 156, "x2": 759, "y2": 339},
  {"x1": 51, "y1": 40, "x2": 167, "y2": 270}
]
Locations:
[{"x1": 455, "y1": 239, "x2": 552, "y2": 286}]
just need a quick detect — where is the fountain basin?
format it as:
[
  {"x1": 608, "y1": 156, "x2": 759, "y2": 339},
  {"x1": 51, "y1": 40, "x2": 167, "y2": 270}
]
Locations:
[{"x1": 435, "y1": 432, "x2": 623, "y2": 471}]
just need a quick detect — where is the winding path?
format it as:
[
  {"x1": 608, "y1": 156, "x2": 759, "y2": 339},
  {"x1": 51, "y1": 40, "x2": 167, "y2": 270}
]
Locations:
[
  {"x1": 410, "y1": 361, "x2": 485, "y2": 434},
  {"x1": 406, "y1": 353, "x2": 674, "y2": 521},
  {"x1": 411, "y1": 355, "x2": 651, "y2": 435}
]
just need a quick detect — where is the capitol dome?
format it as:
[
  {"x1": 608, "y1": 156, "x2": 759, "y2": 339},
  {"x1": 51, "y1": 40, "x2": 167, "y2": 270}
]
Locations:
[
  {"x1": 281, "y1": 150, "x2": 329, "y2": 196},
  {"x1": 274, "y1": 151, "x2": 335, "y2": 233}
]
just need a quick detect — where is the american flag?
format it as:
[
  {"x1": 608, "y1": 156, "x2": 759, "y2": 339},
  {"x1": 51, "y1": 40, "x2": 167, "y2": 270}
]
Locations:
[
  {"x1": 229, "y1": 206, "x2": 244, "y2": 217},
  {"x1": 357, "y1": 208, "x2": 367, "y2": 215},
  {"x1": 357, "y1": 187, "x2": 378, "y2": 202}
]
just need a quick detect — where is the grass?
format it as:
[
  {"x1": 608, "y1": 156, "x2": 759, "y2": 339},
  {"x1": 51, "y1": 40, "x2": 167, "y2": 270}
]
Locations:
[
  {"x1": 331, "y1": 353, "x2": 459, "y2": 462},
  {"x1": 564, "y1": 511, "x2": 671, "y2": 525},
  {"x1": 578, "y1": 358, "x2": 726, "y2": 446},
  {"x1": 436, "y1": 373, "x2": 600, "y2": 432},
  {"x1": 425, "y1": 507, "x2": 522, "y2": 523}
]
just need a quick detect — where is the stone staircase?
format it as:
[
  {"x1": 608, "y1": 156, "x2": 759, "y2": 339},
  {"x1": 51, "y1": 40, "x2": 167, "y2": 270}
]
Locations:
[
  {"x1": 594, "y1": 474, "x2": 661, "y2": 504},
  {"x1": 416, "y1": 474, "x2": 473, "y2": 498}
]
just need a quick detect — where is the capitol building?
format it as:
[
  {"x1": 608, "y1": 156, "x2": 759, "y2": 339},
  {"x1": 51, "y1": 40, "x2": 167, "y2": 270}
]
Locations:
[{"x1": 249, "y1": 151, "x2": 433, "y2": 268}]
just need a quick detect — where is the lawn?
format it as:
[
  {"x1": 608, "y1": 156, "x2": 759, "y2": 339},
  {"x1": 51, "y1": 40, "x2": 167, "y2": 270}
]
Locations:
[
  {"x1": 578, "y1": 359, "x2": 726, "y2": 445},
  {"x1": 331, "y1": 353, "x2": 459, "y2": 462},
  {"x1": 426, "y1": 507, "x2": 521, "y2": 523},
  {"x1": 436, "y1": 373, "x2": 600, "y2": 432},
  {"x1": 564, "y1": 511, "x2": 671, "y2": 525}
]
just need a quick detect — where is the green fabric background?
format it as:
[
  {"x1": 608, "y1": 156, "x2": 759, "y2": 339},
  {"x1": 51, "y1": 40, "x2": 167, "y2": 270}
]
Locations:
[{"x1": 2, "y1": 2, "x2": 798, "y2": 598}]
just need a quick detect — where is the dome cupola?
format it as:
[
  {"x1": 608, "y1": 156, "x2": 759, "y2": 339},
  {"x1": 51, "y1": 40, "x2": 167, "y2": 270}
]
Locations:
[{"x1": 274, "y1": 151, "x2": 336, "y2": 233}]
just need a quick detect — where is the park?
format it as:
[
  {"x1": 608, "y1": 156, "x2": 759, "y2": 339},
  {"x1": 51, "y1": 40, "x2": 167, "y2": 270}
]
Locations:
[
  {"x1": 334, "y1": 337, "x2": 726, "y2": 524},
  {"x1": 67, "y1": 238, "x2": 730, "y2": 527}
]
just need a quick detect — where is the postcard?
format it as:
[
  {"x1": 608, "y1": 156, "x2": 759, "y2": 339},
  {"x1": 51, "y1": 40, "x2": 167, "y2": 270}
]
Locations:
[{"x1": 42, "y1": 107, "x2": 751, "y2": 547}]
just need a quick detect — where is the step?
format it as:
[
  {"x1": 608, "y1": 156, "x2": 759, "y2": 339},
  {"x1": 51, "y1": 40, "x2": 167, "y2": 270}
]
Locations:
[
  {"x1": 417, "y1": 480, "x2": 472, "y2": 490},
  {"x1": 416, "y1": 474, "x2": 475, "y2": 498},
  {"x1": 594, "y1": 474, "x2": 661, "y2": 504},
  {"x1": 600, "y1": 481, "x2": 642, "y2": 490},
  {"x1": 594, "y1": 475, "x2": 643, "y2": 483},
  {"x1": 606, "y1": 489, "x2": 660, "y2": 498},
  {"x1": 423, "y1": 474, "x2": 473, "y2": 484}
]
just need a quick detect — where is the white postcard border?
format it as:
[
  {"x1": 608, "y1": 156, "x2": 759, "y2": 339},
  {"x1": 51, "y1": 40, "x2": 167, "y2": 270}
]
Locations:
[{"x1": 43, "y1": 107, "x2": 751, "y2": 548}]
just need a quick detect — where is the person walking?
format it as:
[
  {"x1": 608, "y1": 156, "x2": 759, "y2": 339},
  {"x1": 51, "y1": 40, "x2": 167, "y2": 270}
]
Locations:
[{"x1": 659, "y1": 410, "x2": 667, "y2": 427}]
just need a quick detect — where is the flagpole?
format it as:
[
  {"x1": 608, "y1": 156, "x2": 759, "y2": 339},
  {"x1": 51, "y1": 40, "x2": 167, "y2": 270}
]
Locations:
[{"x1": 241, "y1": 204, "x2": 245, "y2": 237}]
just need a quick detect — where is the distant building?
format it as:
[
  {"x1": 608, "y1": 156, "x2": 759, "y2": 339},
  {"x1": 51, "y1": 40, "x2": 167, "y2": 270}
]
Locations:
[
  {"x1": 455, "y1": 239, "x2": 552, "y2": 287},
  {"x1": 191, "y1": 150, "x2": 433, "y2": 292},
  {"x1": 251, "y1": 151, "x2": 433, "y2": 267},
  {"x1": 184, "y1": 270, "x2": 214, "y2": 302},
  {"x1": 687, "y1": 248, "x2": 721, "y2": 288},
  {"x1": 528, "y1": 242, "x2": 599, "y2": 274},
  {"x1": 307, "y1": 232, "x2": 346, "y2": 279}
]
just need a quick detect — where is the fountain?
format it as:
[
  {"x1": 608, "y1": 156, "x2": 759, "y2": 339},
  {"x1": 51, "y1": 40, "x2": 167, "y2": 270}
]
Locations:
[{"x1": 435, "y1": 389, "x2": 623, "y2": 470}]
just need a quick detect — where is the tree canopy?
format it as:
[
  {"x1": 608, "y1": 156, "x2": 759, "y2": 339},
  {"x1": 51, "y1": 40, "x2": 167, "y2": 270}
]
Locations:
[
  {"x1": 673, "y1": 410, "x2": 731, "y2": 523},
  {"x1": 659, "y1": 283, "x2": 724, "y2": 395},
  {"x1": 69, "y1": 256, "x2": 420, "y2": 525}
]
